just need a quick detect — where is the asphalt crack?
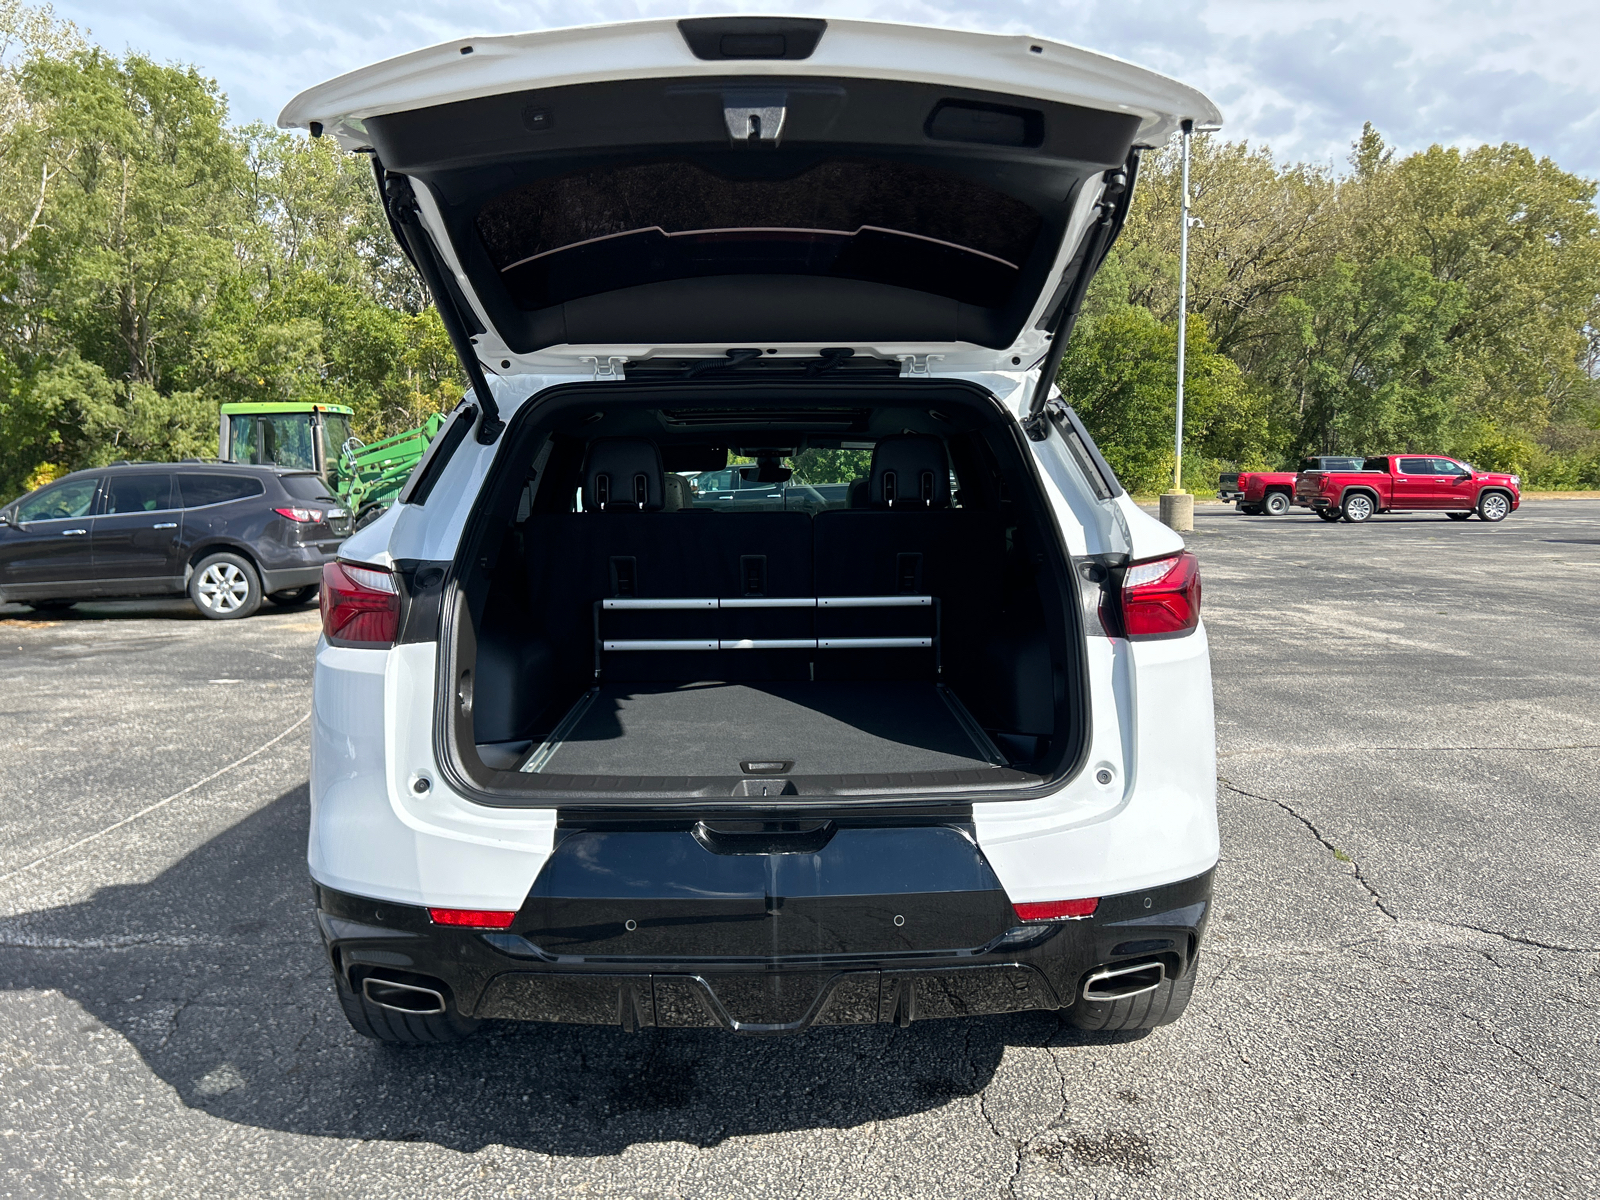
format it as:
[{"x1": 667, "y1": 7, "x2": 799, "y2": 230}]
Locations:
[{"x1": 1220, "y1": 779, "x2": 1398, "y2": 919}]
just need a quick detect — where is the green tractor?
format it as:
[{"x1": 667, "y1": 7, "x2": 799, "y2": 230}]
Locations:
[{"x1": 218, "y1": 402, "x2": 446, "y2": 528}]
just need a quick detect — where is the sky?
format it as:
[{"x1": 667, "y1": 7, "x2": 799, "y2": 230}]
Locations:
[{"x1": 44, "y1": 0, "x2": 1600, "y2": 177}]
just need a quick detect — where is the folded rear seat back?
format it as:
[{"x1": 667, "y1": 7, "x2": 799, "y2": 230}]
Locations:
[{"x1": 812, "y1": 434, "x2": 1004, "y2": 683}]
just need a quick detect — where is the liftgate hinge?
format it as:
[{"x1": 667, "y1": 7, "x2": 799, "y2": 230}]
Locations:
[
  {"x1": 581, "y1": 356, "x2": 628, "y2": 382},
  {"x1": 897, "y1": 354, "x2": 945, "y2": 378}
]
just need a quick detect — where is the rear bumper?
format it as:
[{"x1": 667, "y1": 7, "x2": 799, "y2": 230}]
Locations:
[
  {"x1": 259, "y1": 543, "x2": 341, "y2": 592},
  {"x1": 315, "y1": 841, "x2": 1213, "y2": 1035}
]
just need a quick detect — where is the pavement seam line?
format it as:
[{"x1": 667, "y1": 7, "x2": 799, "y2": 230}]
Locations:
[
  {"x1": 1218, "y1": 778, "x2": 1399, "y2": 920},
  {"x1": 0, "y1": 711, "x2": 310, "y2": 883}
]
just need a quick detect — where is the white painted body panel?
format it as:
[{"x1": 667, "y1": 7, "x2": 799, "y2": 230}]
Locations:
[{"x1": 311, "y1": 367, "x2": 1218, "y2": 910}]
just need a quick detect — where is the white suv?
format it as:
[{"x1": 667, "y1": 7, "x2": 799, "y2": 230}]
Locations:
[{"x1": 287, "y1": 17, "x2": 1221, "y2": 1042}]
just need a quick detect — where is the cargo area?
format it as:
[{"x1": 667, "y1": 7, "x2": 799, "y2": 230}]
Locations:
[{"x1": 443, "y1": 383, "x2": 1085, "y2": 802}]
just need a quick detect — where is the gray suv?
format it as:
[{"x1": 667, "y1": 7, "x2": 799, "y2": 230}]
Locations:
[{"x1": 0, "y1": 461, "x2": 351, "y2": 619}]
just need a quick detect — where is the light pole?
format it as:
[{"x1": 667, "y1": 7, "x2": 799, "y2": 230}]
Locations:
[{"x1": 1160, "y1": 118, "x2": 1207, "y2": 533}]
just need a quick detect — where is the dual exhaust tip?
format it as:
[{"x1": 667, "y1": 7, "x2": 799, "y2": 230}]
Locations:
[
  {"x1": 359, "y1": 961, "x2": 1167, "y2": 1017},
  {"x1": 1082, "y1": 959, "x2": 1165, "y2": 1003},
  {"x1": 362, "y1": 975, "x2": 447, "y2": 1016}
]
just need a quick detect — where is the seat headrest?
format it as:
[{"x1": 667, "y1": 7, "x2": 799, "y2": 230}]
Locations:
[
  {"x1": 869, "y1": 435, "x2": 950, "y2": 509},
  {"x1": 582, "y1": 438, "x2": 663, "y2": 512},
  {"x1": 662, "y1": 473, "x2": 694, "y2": 512}
]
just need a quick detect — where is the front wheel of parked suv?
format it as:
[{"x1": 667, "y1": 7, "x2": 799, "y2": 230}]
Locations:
[
  {"x1": 189, "y1": 552, "x2": 262, "y2": 620},
  {"x1": 1066, "y1": 954, "x2": 1199, "y2": 1032},
  {"x1": 335, "y1": 969, "x2": 481, "y2": 1044}
]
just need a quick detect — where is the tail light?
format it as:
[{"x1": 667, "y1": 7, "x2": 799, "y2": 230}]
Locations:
[
  {"x1": 1102, "y1": 551, "x2": 1202, "y2": 639},
  {"x1": 1014, "y1": 897, "x2": 1099, "y2": 922},
  {"x1": 274, "y1": 506, "x2": 323, "y2": 523},
  {"x1": 320, "y1": 561, "x2": 399, "y2": 647},
  {"x1": 428, "y1": 908, "x2": 517, "y2": 929}
]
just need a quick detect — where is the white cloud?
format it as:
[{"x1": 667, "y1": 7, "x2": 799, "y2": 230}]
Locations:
[{"x1": 50, "y1": 0, "x2": 1600, "y2": 175}]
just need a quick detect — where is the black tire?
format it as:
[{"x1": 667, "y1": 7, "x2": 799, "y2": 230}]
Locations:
[
  {"x1": 267, "y1": 585, "x2": 318, "y2": 608},
  {"x1": 1238, "y1": 504, "x2": 1263, "y2": 516},
  {"x1": 1316, "y1": 510, "x2": 1343, "y2": 522},
  {"x1": 1341, "y1": 493, "x2": 1375, "y2": 523},
  {"x1": 22, "y1": 599, "x2": 75, "y2": 611},
  {"x1": 1477, "y1": 491, "x2": 1511, "y2": 522},
  {"x1": 335, "y1": 970, "x2": 481, "y2": 1044},
  {"x1": 1264, "y1": 491, "x2": 1292, "y2": 516},
  {"x1": 354, "y1": 502, "x2": 388, "y2": 530},
  {"x1": 188, "y1": 551, "x2": 262, "y2": 620},
  {"x1": 1446, "y1": 511, "x2": 1472, "y2": 521},
  {"x1": 1067, "y1": 954, "x2": 1200, "y2": 1032}
]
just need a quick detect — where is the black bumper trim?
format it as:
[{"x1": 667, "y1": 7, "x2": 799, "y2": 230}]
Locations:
[{"x1": 314, "y1": 864, "x2": 1214, "y2": 1035}]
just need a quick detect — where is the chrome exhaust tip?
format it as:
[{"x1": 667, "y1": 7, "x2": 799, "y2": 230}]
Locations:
[
  {"x1": 1082, "y1": 960, "x2": 1165, "y2": 1003},
  {"x1": 362, "y1": 975, "x2": 447, "y2": 1015}
]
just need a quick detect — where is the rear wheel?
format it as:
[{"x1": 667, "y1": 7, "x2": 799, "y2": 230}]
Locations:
[
  {"x1": 1067, "y1": 954, "x2": 1199, "y2": 1032},
  {"x1": 1238, "y1": 504, "x2": 1263, "y2": 516},
  {"x1": 1263, "y1": 491, "x2": 1292, "y2": 516},
  {"x1": 189, "y1": 552, "x2": 262, "y2": 620},
  {"x1": 1446, "y1": 511, "x2": 1472, "y2": 521},
  {"x1": 1341, "y1": 493, "x2": 1375, "y2": 523},
  {"x1": 335, "y1": 969, "x2": 481, "y2": 1044},
  {"x1": 267, "y1": 585, "x2": 317, "y2": 607},
  {"x1": 1478, "y1": 492, "x2": 1510, "y2": 522},
  {"x1": 1316, "y1": 510, "x2": 1342, "y2": 522}
]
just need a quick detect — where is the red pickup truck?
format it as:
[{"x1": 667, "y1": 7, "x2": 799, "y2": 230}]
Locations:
[
  {"x1": 1219, "y1": 457, "x2": 1365, "y2": 516},
  {"x1": 1293, "y1": 455, "x2": 1521, "y2": 523}
]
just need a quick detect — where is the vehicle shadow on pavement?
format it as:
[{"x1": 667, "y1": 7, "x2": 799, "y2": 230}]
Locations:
[{"x1": 0, "y1": 787, "x2": 1140, "y2": 1155}]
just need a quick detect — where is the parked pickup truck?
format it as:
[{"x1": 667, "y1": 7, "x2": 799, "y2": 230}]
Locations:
[
  {"x1": 1219, "y1": 457, "x2": 1366, "y2": 516},
  {"x1": 1293, "y1": 455, "x2": 1521, "y2": 523}
]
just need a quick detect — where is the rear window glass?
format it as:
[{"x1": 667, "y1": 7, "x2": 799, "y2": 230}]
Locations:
[
  {"x1": 280, "y1": 474, "x2": 338, "y2": 502},
  {"x1": 103, "y1": 473, "x2": 174, "y2": 513},
  {"x1": 476, "y1": 159, "x2": 1043, "y2": 311},
  {"x1": 180, "y1": 474, "x2": 265, "y2": 507}
]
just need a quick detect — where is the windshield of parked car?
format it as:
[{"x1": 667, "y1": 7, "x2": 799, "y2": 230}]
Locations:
[{"x1": 281, "y1": 474, "x2": 339, "y2": 503}]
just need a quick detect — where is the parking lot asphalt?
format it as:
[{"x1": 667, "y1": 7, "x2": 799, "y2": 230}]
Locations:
[{"x1": 0, "y1": 500, "x2": 1596, "y2": 1199}]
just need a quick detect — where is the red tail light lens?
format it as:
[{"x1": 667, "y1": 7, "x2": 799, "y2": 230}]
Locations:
[
  {"x1": 320, "y1": 561, "x2": 400, "y2": 647},
  {"x1": 1014, "y1": 897, "x2": 1099, "y2": 922},
  {"x1": 428, "y1": 908, "x2": 517, "y2": 929},
  {"x1": 1118, "y1": 551, "x2": 1202, "y2": 639},
  {"x1": 274, "y1": 506, "x2": 322, "y2": 523}
]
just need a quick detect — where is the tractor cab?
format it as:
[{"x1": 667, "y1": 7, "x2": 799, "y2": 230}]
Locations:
[{"x1": 219, "y1": 402, "x2": 356, "y2": 481}]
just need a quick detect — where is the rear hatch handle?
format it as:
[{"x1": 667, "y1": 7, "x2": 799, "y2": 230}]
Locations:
[
  {"x1": 377, "y1": 162, "x2": 505, "y2": 445},
  {"x1": 1023, "y1": 153, "x2": 1139, "y2": 441}
]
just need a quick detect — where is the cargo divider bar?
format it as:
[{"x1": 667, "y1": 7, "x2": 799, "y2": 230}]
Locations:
[
  {"x1": 601, "y1": 596, "x2": 933, "y2": 609},
  {"x1": 602, "y1": 637, "x2": 934, "y2": 651}
]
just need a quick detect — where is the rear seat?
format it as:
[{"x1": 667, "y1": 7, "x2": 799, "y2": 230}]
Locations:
[
  {"x1": 524, "y1": 439, "x2": 814, "y2": 682},
  {"x1": 814, "y1": 435, "x2": 1004, "y2": 679}
]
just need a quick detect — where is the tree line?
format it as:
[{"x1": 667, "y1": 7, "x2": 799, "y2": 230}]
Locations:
[{"x1": 2, "y1": 2, "x2": 1597, "y2": 502}]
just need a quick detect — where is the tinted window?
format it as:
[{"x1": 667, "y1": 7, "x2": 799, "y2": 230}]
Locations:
[
  {"x1": 1363, "y1": 458, "x2": 1392, "y2": 473},
  {"x1": 477, "y1": 159, "x2": 1043, "y2": 311},
  {"x1": 280, "y1": 474, "x2": 338, "y2": 502},
  {"x1": 180, "y1": 474, "x2": 265, "y2": 507},
  {"x1": 17, "y1": 478, "x2": 98, "y2": 522},
  {"x1": 1397, "y1": 458, "x2": 1432, "y2": 474},
  {"x1": 103, "y1": 473, "x2": 174, "y2": 514},
  {"x1": 1433, "y1": 458, "x2": 1468, "y2": 475}
]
